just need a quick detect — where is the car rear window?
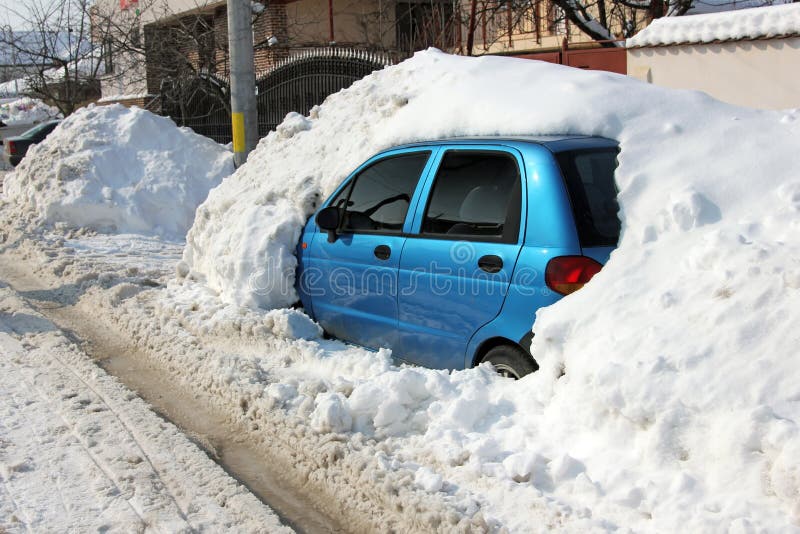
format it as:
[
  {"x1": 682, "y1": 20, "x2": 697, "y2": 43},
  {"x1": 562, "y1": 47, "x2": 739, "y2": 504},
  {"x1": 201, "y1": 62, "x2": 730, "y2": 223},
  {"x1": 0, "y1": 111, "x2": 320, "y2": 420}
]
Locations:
[
  {"x1": 556, "y1": 148, "x2": 620, "y2": 248},
  {"x1": 21, "y1": 121, "x2": 58, "y2": 139}
]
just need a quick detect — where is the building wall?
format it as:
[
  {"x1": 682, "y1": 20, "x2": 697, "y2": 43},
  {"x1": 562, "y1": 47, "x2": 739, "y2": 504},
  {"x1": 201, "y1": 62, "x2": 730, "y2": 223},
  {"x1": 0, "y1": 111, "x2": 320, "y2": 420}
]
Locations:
[
  {"x1": 628, "y1": 37, "x2": 800, "y2": 110},
  {"x1": 100, "y1": 49, "x2": 149, "y2": 98},
  {"x1": 284, "y1": 0, "x2": 395, "y2": 48},
  {"x1": 476, "y1": 21, "x2": 590, "y2": 55},
  {"x1": 472, "y1": 3, "x2": 645, "y2": 55},
  {"x1": 97, "y1": 94, "x2": 159, "y2": 109},
  {"x1": 95, "y1": 0, "x2": 652, "y2": 104},
  {"x1": 253, "y1": 3, "x2": 290, "y2": 73},
  {"x1": 137, "y1": 0, "x2": 226, "y2": 24}
]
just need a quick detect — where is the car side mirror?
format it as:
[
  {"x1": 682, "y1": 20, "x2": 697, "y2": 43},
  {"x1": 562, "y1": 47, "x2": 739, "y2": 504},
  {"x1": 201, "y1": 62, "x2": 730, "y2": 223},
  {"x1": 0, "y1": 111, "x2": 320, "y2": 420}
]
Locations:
[{"x1": 316, "y1": 206, "x2": 340, "y2": 243}]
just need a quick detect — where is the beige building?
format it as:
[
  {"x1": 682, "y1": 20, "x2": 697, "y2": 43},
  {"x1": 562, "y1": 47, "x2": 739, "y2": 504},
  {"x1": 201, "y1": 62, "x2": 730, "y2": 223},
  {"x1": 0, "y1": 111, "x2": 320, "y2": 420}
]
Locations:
[
  {"x1": 94, "y1": 0, "x2": 651, "y2": 107},
  {"x1": 94, "y1": 0, "x2": 403, "y2": 107},
  {"x1": 627, "y1": 3, "x2": 800, "y2": 110}
]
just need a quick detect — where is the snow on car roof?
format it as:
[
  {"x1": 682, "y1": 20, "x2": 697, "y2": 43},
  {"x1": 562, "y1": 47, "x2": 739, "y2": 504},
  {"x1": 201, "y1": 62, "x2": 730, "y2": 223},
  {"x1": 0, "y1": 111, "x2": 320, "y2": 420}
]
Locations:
[
  {"x1": 388, "y1": 135, "x2": 618, "y2": 152},
  {"x1": 626, "y1": 3, "x2": 800, "y2": 48}
]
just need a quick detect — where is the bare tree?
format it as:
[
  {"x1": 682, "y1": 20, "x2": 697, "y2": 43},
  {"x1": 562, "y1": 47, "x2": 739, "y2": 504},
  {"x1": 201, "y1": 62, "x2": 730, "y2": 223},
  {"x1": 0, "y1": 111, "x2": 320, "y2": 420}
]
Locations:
[
  {"x1": 0, "y1": 0, "x2": 103, "y2": 115},
  {"x1": 465, "y1": 0, "x2": 783, "y2": 49},
  {"x1": 90, "y1": 0, "x2": 282, "y2": 128},
  {"x1": 390, "y1": 0, "x2": 783, "y2": 55},
  {"x1": 549, "y1": 0, "x2": 688, "y2": 44}
]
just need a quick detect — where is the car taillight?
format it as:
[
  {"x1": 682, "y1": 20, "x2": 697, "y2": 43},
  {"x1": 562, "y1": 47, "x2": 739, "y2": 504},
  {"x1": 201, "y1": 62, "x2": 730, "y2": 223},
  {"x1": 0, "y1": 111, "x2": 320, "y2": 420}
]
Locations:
[
  {"x1": 545, "y1": 256, "x2": 603, "y2": 296},
  {"x1": 6, "y1": 140, "x2": 16, "y2": 155}
]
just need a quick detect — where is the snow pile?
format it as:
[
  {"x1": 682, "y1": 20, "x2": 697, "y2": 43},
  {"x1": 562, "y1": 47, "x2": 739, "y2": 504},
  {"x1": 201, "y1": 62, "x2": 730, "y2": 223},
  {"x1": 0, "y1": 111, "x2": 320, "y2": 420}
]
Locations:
[
  {"x1": 181, "y1": 50, "x2": 800, "y2": 530},
  {"x1": 0, "y1": 97, "x2": 61, "y2": 125},
  {"x1": 3, "y1": 104, "x2": 233, "y2": 239},
  {"x1": 627, "y1": 2, "x2": 800, "y2": 47}
]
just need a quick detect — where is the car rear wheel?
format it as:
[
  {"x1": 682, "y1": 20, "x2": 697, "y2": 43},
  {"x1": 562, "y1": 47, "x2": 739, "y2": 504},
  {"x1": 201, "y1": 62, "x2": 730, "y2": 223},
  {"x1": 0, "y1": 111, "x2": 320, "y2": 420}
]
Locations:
[{"x1": 481, "y1": 345, "x2": 538, "y2": 379}]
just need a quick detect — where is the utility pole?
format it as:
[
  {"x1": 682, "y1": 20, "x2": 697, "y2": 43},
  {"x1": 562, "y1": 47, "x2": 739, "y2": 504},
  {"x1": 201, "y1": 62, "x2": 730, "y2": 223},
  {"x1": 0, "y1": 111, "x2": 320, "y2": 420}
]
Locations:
[{"x1": 227, "y1": 0, "x2": 258, "y2": 166}]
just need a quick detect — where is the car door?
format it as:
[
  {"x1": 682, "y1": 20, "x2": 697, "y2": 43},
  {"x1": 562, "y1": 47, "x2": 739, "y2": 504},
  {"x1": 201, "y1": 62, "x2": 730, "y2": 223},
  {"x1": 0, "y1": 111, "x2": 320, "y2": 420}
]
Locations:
[
  {"x1": 397, "y1": 146, "x2": 526, "y2": 370},
  {"x1": 306, "y1": 148, "x2": 435, "y2": 350}
]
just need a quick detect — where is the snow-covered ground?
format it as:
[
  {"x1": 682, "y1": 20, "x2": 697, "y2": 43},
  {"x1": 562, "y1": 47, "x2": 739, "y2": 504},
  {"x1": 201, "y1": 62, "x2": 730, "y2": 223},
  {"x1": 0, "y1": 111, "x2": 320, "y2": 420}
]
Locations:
[
  {"x1": 0, "y1": 281, "x2": 290, "y2": 532},
  {"x1": 1, "y1": 50, "x2": 798, "y2": 532}
]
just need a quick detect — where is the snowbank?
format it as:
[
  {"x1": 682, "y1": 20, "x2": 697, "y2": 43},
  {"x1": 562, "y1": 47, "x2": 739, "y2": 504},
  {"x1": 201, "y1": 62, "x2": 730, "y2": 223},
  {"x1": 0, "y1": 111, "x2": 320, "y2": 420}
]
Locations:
[
  {"x1": 182, "y1": 50, "x2": 800, "y2": 530},
  {"x1": 3, "y1": 104, "x2": 233, "y2": 239},
  {"x1": 0, "y1": 97, "x2": 61, "y2": 125},
  {"x1": 627, "y1": 2, "x2": 800, "y2": 47}
]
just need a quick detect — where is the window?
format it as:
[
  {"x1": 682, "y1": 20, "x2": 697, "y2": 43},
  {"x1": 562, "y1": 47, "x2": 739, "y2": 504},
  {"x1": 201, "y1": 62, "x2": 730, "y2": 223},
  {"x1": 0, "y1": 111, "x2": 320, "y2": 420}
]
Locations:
[
  {"x1": 131, "y1": 25, "x2": 141, "y2": 48},
  {"x1": 396, "y1": 2, "x2": 457, "y2": 53},
  {"x1": 21, "y1": 121, "x2": 58, "y2": 139},
  {"x1": 103, "y1": 38, "x2": 114, "y2": 74},
  {"x1": 338, "y1": 152, "x2": 429, "y2": 234},
  {"x1": 421, "y1": 151, "x2": 521, "y2": 243},
  {"x1": 546, "y1": 3, "x2": 566, "y2": 35},
  {"x1": 556, "y1": 149, "x2": 620, "y2": 247}
]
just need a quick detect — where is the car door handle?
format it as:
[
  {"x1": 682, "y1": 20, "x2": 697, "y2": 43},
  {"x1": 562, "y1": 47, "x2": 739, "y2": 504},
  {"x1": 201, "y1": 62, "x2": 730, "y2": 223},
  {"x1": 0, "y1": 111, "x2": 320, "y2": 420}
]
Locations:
[
  {"x1": 478, "y1": 255, "x2": 503, "y2": 273},
  {"x1": 374, "y1": 245, "x2": 391, "y2": 260}
]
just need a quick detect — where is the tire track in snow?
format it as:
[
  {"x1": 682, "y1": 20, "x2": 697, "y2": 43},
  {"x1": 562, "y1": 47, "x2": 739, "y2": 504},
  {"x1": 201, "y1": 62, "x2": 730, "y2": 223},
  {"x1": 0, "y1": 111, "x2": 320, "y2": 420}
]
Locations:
[
  {"x1": 19, "y1": 359, "x2": 159, "y2": 530},
  {"x1": 0, "y1": 386, "x2": 35, "y2": 534},
  {"x1": 30, "y1": 339, "x2": 194, "y2": 530},
  {"x1": 1, "y1": 334, "x2": 156, "y2": 531},
  {"x1": 0, "y1": 460, "x2": 33, "y2": 533},
  {"x1": 0, "y1": 280, "x2": 292, "y2": 533}
]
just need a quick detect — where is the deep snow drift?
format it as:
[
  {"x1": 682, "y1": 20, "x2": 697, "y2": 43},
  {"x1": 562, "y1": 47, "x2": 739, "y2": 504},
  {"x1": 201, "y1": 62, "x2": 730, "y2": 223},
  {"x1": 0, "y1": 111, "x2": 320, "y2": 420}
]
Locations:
[
  {"x1": 3, "y1": 104, "x2": 233, "y2": 239},
  {"x1": 179, "y1": 50, "x2": 800, "y2": 531},
  {"x1": 0, "y1": 97, "x2": 61, "y2": 125}
]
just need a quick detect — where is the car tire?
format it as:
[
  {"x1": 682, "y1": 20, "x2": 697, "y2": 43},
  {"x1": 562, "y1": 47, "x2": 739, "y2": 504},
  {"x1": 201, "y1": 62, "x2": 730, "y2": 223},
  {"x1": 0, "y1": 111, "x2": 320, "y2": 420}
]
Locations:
[{"x1": 481, "y1": 345, "x2": 538, "y2": 379}]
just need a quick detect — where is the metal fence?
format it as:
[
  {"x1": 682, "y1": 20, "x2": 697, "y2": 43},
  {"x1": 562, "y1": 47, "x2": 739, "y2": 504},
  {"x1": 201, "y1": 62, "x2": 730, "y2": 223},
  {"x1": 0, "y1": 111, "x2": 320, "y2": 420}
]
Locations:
[
  {"x1": 160, "y1": 75, "x2": 231, "y2": 144},
  {"x1": 255, "y1": 48, "x2": 392, "y2": 137},
  {"x1": 160, "y1": 48, "x2": 393, "y2": 145}
]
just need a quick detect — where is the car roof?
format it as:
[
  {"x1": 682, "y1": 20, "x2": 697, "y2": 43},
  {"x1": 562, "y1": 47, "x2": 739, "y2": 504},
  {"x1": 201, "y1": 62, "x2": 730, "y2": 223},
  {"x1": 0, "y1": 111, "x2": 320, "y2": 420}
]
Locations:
[{"x1": 387, "y1": 135, "x2": 618, "y2": 154}]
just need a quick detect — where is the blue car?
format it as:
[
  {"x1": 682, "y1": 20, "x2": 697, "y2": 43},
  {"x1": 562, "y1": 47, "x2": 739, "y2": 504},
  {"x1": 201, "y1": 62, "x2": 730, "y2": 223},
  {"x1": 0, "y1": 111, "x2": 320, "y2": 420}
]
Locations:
[{"x1": 296, "y1": 136, "x2": 619, "y2": 378}]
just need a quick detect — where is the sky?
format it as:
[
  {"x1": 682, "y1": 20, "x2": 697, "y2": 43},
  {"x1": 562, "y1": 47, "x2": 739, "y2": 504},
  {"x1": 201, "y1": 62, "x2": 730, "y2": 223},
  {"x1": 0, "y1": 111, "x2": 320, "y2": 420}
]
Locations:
[
  {"x1": 0, "y1": 0, "x2": 69, "y2": 30},
  {"x1": 0, "y1": 0, "x2": 32, "y2": 29}
]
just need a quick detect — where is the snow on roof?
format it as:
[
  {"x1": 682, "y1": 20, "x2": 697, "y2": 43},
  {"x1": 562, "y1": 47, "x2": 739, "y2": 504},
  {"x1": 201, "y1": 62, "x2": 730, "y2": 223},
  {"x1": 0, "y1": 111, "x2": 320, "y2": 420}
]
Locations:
[
  {"x1": 687, "y1": 0, "x2": 791, "y2": 15},
  {"x1": 0, "y1": 54, "x2": 104, "y2": 97},
  {"x1": 626, "y1": 3, "x2": 800, "y2": 47}
]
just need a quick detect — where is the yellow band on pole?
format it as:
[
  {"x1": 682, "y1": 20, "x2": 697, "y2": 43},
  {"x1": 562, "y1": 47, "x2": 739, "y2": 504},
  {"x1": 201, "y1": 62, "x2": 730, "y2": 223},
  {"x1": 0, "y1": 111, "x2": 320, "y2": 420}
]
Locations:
[{"x1": 231, "y1": 112, "x2": 245, "y2": 153}]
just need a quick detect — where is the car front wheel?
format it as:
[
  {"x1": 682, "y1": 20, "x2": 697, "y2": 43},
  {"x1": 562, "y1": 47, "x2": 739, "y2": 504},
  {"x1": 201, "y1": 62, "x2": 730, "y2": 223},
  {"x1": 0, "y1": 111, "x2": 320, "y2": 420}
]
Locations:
[{"x1": 481, "y1": 345, "x2": 538, "y2": 379}]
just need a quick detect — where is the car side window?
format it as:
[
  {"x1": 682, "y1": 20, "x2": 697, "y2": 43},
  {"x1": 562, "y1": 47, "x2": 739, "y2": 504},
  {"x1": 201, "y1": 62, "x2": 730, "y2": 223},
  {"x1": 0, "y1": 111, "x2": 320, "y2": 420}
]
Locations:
[
  {"x1": 338, "y1": 152, "x2": 430, "y2": 234},
  {"x1": 421, "y1": 151, "x2": 521, "y2": 244},
  {"x1": 328, "y1": 180, "x2": 353, "y2": 210}
]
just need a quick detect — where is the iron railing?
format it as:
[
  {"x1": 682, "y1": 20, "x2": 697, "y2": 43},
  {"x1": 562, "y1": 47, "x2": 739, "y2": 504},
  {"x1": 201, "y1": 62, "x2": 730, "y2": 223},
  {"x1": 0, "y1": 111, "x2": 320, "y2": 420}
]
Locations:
[{"x1": 160, "y1": 48, "x2": 394, "y2": 145}]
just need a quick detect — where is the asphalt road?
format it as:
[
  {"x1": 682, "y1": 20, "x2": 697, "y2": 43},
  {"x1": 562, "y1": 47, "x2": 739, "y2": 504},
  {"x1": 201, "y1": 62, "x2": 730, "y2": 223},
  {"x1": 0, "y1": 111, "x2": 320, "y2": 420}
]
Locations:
[{"x1": 0, "y1": 122, "x2": 35, "y2": 139}]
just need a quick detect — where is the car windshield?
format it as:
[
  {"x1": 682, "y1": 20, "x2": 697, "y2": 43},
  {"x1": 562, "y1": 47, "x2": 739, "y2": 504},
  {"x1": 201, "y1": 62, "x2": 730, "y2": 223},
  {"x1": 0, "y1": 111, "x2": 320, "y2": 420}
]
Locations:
[
  {"x1": 556, "y1": 148, "x2": 621, "y2": 248},
  {"x1": 20, "y1": 121, "x2": 58, "y2": 138}
]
